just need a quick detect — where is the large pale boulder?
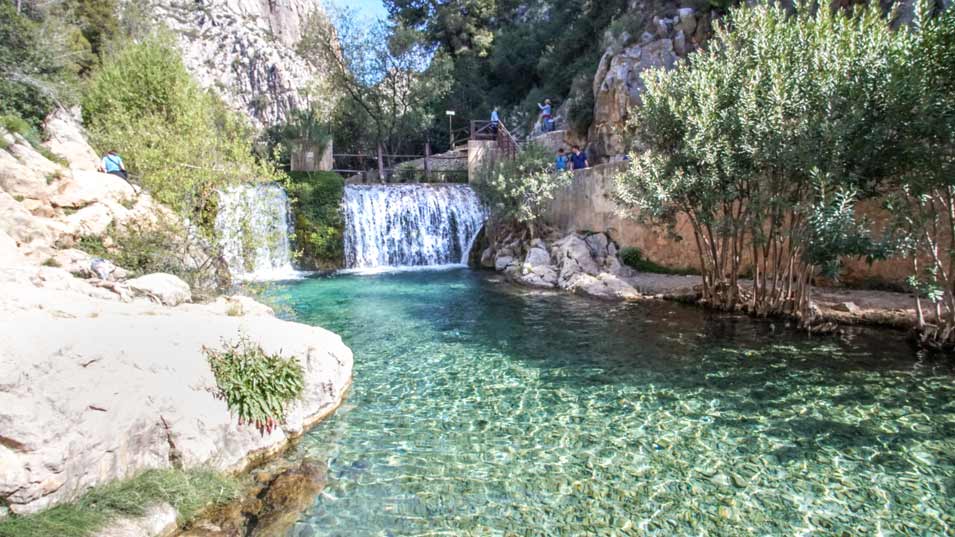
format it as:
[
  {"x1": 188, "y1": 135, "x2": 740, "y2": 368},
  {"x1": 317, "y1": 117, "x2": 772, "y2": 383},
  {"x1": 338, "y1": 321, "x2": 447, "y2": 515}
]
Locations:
[
  {"x1": 0, "y1": 266, "x2": 353, "y2": 516},
  {"x1": 126, "y1": 273, "x2": 192, "y2": 306},
  {"x1": 50, "y1": 170, "x2": 136, "y2": 209},
  {"x1": 0, "y1": 191, "x2": 54, "y2": 247},
  {"x1": 42, "y1": 108, "x2": 101, "y2": 171},
  {"x1": 0, "y1": 230, "x2": 26, "y2": 268},
  {"x1": 0, "y1": 146, "x2": 51, "y2": 200},
  {"x1": 61, "y1": 202, "x2": 119, "y2": 238}
]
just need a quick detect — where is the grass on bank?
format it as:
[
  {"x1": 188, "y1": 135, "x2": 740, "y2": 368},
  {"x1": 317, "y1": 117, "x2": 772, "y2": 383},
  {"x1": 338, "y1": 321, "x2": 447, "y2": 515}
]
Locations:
[
  {"x1": 0, "y1": 469, "x2": 239, "y2": 537},
  {"x1": 620, "y1": 247, "x2": 699, "y2": 276}
]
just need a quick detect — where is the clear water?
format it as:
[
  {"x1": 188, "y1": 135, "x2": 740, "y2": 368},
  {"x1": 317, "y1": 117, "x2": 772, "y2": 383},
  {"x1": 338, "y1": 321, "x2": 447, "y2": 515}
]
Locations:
[{"x1": 265, "y1": 269, "x2": 955, "y2": 536}]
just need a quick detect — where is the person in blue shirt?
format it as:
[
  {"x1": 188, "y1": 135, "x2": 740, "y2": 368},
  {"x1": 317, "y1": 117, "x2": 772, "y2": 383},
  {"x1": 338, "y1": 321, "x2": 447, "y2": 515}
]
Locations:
[
  {"x1": 555, "y1": 148, "x2": 568, "y2": 172},
  {"x1": 570, "y1": 145, "x2": 589, "y2": 170},
  {"x1": 537, "y1": 99, "x2": 553, "y2": 132},
  {"x1": 100, "y1": 150, "x2": 128, "y2": 181},
  {"x1": 490, "y1": 107, "x2": 500, "y2": 135}
]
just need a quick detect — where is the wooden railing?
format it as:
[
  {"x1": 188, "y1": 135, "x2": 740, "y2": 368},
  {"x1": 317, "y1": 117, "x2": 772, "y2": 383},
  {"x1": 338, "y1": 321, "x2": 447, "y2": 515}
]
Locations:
[{"x1": 471, "y1": 120, "x2": 520, "y2": 159}]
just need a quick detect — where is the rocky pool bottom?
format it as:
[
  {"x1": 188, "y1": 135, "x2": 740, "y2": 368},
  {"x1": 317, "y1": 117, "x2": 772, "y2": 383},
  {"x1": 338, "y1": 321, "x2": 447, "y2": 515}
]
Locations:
[{"x1": 264, "y1": 269, "x2": 955, "y2": 536}]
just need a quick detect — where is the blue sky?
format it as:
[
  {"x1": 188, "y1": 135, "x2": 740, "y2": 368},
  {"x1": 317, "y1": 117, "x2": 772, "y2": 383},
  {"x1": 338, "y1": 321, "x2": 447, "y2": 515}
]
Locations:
[{"x1": 327, "y1": 0, "x2": 388, "y2": 21}]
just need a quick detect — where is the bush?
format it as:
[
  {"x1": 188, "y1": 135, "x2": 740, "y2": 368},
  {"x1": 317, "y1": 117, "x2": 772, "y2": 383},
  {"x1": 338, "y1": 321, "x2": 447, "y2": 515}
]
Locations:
[
  {"x1": 616, "y1": 2, "x2": 904, "y2": 318},
  {"x1": 0, "y1": 4, "x2": 89, "y2": 127},
  {"x1": 0, "y1": 469, "x2": 238, "y2": 537},
  {"x1": 620, "y1": 247, "x2": 698, "y2": 275},
  {"x1": 286, "y1": 171, "x2": 345, "y2": 269},
  {"x1": 475, "y1": 143, "x2": 572, "y2": 235},
  {"x1": 205, "y1": 336, "x2": 305, "y2": 434},
  {"x1": 82, "y1": 35, "x2": 283, "y2": 232}
]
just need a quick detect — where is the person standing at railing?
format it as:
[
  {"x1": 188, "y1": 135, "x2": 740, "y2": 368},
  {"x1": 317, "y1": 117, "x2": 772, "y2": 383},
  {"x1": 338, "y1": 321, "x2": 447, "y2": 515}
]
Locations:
[
  {"x1": 570, "y1": 145, "x2": 589, "y2": 170},
  {"x1": 555, "y1": 148, "x2": 568, "y2": 172},
  {"x1": 490, "y1": 107, "x2": 500, "y2": 136},
  {"x1": 538, "y1": 99, "x2": 553, "y2": 133}
]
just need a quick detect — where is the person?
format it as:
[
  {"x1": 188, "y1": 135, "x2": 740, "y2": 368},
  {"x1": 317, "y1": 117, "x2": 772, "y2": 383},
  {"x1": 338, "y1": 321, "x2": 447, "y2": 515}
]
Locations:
[
  {"x1": 100, "y1": 150, "x2": 128, "y2": 181},
  {"x1": 490, "y1": 107, "x2": 500, "y2": 136},
  {"x1": 555, "y1": 148, "x2": 568, "y2": 172},
  {"x1": 570, "y1": 145, "x2": 589, "y2": 170},
  {"x1": 538, "y1": 99, "x2": 553, "y2": 132}
]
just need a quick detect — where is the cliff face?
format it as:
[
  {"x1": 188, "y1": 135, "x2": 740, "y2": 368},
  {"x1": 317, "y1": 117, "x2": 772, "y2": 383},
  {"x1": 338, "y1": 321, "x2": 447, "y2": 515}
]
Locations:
[
  {"x1": 587, "y1": 0, "x2": 715, "y2": 162},
  {"x1": 149, "y1": 0, "x2": 326, "y2": 128}
]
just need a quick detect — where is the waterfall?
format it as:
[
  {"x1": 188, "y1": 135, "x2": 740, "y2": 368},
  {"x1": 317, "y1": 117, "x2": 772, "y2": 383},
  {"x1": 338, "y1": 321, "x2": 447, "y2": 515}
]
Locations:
[
  {"x1": 343, "y1": 184, "x2": 488, "y2": 269},
  {"x1": 215, "y1": 183, "x2": 299, "y2": 280}
]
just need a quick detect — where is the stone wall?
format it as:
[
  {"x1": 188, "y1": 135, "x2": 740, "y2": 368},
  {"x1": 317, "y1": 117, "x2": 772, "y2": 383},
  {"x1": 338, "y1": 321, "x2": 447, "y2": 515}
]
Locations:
[{"x1": 542, "y1": 163, "x2": 913, "y2": 286}]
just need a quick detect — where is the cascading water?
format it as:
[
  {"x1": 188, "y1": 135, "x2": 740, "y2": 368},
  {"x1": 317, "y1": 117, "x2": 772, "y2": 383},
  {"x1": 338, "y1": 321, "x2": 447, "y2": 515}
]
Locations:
[
  {"x1": 215, "y1": 183, "x2": 298, "y2": 280},
  {"x1": 343, "y1": 184, "x2": 488, "y2": 269}
]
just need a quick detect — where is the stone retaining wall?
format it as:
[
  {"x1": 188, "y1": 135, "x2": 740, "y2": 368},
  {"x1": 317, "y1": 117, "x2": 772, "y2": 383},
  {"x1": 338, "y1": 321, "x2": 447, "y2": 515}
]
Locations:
[{"x1": 542, "y1": 163, "x2": 913, "y2": 287}]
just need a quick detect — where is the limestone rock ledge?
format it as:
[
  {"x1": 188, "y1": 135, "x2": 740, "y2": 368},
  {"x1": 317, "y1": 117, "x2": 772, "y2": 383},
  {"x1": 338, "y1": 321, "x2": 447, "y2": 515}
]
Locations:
[
  {"x1": 0, "y1": 264, "x2": 353, "y2": 517},
  {"x1": 482, "y1": 231, "x2": 640, "y2": 301}
]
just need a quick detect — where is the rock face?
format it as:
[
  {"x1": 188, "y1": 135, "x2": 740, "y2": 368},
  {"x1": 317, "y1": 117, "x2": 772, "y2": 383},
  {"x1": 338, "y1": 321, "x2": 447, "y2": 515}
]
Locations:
[
  {"x1": 0, "y1": 264, "x2": 353, "y2": 516},
  {"x1": 150, "y1": 0, "x2": 329, "y2": 128},
  {"x1": 481, "y1": 230, "x2": 640, "y2": 300},
  {"x1": 588, "y1": 3, "x2": 715, "y2": 162},
  {"x1": 42, "y1": 108, "x2": 101, "y2": 171}
]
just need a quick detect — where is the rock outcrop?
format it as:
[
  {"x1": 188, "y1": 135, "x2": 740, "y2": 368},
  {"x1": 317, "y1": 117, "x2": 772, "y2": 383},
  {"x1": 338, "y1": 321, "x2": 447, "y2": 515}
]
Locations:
[
  {"x1": 149, "y1": 0, "x2": 329, "y2": 128},
  {"x1": 481, "y1": 230, "x2": 640, "y2": 300},
  {"x1": 0, "y1": 263, "x2": 353, "y2": 516},
  {"x1": 0, "y1": 113, "x2": 353, "y2": 522},
  {"x1": 588, "y1": 2, "x2": 715, "y2": 161}
]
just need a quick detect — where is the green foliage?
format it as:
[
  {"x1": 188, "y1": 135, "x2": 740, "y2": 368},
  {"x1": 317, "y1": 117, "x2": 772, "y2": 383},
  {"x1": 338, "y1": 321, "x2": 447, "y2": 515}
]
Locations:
[
  {"x1": 286, "y1": 171, "x2": 345, "y2": 269},
  {"x1": 881, "y1": 2, "x2": 955, "y2": 344},
  {"x1": 620, "y1": 247, "x2": 698, "y2": 275},
  {"x1": 476, "y1": 143, "x2": 572, "y2": 232},
  {"x1": 205, "y1": 336, "x2": 305, "y2": 434},
  {"x1": 0, "y1": 469, "x2": 238, "y2": 537},
  {"x1": 83, "y1": 35, "x2": 282, "y2": 229},
  {"x1": 261, "y1": 108, "x2": 332, "y2": 169},
  {"x1": 0, "y1": 1, "x2": 117, "y2": 126},
  {"x1": 616, "y1": 1, "x2": 905, "y2": 316}
]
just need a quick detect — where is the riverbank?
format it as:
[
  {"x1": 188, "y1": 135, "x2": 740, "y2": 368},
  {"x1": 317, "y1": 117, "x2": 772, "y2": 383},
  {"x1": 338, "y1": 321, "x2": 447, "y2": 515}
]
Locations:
[{"x1": 479, "y1": 229, "x2": 924, "y2": 336}]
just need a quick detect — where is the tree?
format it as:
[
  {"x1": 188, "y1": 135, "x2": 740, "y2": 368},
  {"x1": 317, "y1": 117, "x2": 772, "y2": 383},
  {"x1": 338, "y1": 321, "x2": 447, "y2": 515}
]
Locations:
[
  {"x1": 884, "y1": 2, "x2": 955, "y2": 346},
  {"x1": 475, "y1": 142, "x2": 572, "y2": 236},
  {"x1": 299, "y1": 7, "x2": 452, "y2": 165},
  {"x1": 83, "y1": 35, "x2": 283, "y2": 230},
  {"x1": 615, "y1": 2, "x2": 905, "y2": 320}
]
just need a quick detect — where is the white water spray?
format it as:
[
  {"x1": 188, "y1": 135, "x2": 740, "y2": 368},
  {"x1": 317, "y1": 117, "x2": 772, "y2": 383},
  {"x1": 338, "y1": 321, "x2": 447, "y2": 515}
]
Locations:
[
  {"x1": 215, "y1": 183, "x2": 299, "y2": 280},
  {"x1": 343, "y1": 184, "x2": 488, "y2": 269}
]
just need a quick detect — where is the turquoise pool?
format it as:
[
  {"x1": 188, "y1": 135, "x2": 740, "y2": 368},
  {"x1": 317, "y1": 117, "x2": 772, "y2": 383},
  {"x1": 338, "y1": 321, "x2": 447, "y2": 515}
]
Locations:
[{"x1": 266, "y1": 269, "x2": 955, "y2": 536}]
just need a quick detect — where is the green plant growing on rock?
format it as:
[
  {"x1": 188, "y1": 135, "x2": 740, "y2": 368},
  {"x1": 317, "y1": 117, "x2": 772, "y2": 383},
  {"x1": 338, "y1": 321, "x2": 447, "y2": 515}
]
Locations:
[
  {"x1": 285, "y1": 171, "x2": 345, "y2": 269},
  {"x1": 205, "y1": 336, "x2": 305, "y2": 435},
  {"x1": 615, "y1": 1, "x2": 906, "y2": 320},
  {"x1": 476, "y1": 142, "x2": 572, "y2": 237}
]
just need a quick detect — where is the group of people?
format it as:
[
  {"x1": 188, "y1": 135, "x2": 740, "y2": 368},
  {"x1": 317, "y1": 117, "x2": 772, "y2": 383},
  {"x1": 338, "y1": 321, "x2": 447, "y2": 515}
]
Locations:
[{"x1": 555, "y1": 146, "x2": 588, "y2": 172}]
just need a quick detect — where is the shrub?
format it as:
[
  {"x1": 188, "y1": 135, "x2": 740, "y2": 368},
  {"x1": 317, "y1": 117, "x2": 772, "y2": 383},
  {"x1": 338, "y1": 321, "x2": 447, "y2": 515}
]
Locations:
[
  {"x1": 204, "y1": 336, "x2": 305, "y2": 434},
  {"x1": 475, "y1": 143, "x2": 572, "y2": 236},
  {"x1": 0, "y1": 469, "x2": 238, "y2": 537},
  {"x1": 82, "y1": 35, "x2": 283, "y2": 233},
  {"x1": 615, "y1": 1, "x2": 905, "y2": 319},
  {"x1": 620, "y1": 247, "x2": 698, "y2": 275}
]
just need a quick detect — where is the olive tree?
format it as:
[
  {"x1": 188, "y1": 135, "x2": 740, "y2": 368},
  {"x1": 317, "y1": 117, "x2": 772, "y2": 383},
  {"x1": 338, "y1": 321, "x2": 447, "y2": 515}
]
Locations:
[{"x1": 615, "y1": 2, "x2": 904, "y2": 319}]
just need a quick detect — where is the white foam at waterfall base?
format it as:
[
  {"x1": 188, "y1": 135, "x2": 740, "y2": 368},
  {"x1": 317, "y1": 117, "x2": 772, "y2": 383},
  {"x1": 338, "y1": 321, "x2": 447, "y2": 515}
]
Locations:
[
  {"x1": 343, "y1": 184, "x2": 488, "y2": 270},
  {"x1": 215, "y1": 183, "x2": 303, "y2": 281}
]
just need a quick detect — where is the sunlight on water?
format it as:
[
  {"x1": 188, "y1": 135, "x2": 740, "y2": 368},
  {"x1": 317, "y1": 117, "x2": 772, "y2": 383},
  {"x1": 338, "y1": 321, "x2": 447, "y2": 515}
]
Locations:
[{"x1": 265, "y1": 269, "x2": 955, "y2": 536}]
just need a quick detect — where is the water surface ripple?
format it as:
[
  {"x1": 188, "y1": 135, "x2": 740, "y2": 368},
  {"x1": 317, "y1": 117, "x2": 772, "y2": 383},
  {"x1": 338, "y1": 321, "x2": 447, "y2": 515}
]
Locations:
[{"x1": 266, "y1": 269, "x2": 955, "y2": 536}]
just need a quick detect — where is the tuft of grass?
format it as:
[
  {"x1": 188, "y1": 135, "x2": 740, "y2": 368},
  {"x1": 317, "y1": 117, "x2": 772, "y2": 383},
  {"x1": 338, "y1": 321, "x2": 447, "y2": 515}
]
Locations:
[
  {"x1": 620, "y1": 247, "x2": 699, "y2": 275},
  {"x1": 37, "y1": 146, "x2": 69, "y2": 168},
  {"x1": 0, "y1": 469, "x2": 239, "y2": 537},
  {"x1": 41, "y1": 258, "x2": 61, "y2": 268}
]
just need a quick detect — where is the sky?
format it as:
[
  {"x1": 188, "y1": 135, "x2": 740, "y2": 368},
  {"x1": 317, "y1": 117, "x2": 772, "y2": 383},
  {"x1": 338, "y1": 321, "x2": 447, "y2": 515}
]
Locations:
[{"x1": 327, "y1": 0, "x2": 388, "y2": 21}]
